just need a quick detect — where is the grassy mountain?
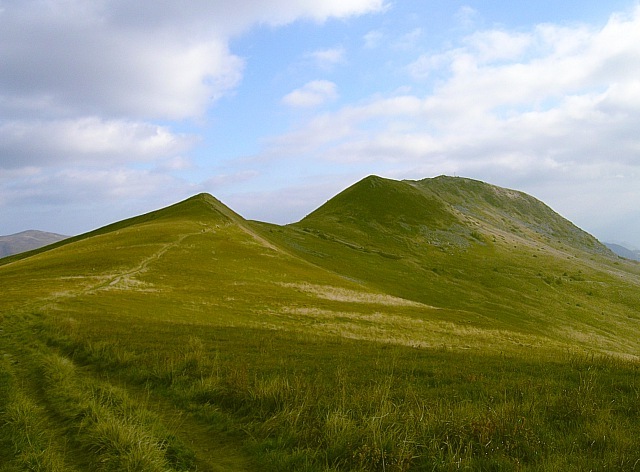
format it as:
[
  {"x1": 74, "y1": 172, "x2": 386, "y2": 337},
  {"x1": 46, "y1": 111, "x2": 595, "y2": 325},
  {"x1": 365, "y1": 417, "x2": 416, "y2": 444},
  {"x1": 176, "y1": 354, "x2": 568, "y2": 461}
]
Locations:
[
  {"x1": 2, "y1": 176, "x2": 640, "y2": 471},
  {"x1": 300, "y1": 175, "x2": 459, "y2": 236},
  {"x1": 257, "y1": 176, "x2": 639, "y2": 355},
  {"x1": 298, "y1": 175, "x2": 610, "y2": 255},
  {"x1": 0, "y1": 230, "x2": 68, "y2": 258}
]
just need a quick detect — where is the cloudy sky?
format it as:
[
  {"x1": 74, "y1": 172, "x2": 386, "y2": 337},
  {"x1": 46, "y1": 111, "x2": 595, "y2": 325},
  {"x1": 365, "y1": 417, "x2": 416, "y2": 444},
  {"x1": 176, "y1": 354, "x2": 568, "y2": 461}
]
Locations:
[{"x1": 1, "y1": 0, "x2": 639, "y2": 248}]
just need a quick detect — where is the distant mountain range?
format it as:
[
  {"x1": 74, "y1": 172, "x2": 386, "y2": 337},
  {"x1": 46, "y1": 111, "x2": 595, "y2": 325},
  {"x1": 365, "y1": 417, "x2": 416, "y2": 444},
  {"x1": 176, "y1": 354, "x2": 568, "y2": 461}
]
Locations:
[
  {"x1": 0, "y1": 230, "x2": 68, "y2": 258},
  {"x1": 605, "y1": 242, "x2": 640, "y2": 261}
]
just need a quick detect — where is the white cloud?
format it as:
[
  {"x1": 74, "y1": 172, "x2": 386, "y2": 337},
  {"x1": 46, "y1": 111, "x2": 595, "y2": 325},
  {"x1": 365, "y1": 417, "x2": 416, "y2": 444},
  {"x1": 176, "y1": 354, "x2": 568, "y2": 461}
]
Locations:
[
  {"x1": 221, "y1": 0, "x2": 387, "y2": 28},
  {"x1": 407, "y1": 52, "x2": 453, "y2": 80},
  {"x1": 463, "y1": 30, "x2": 533, "y2": 63},
  {"x1": 308, "y1": 47, "x2": 346, "y2": 69},
  {"x1": 0, "y1": 0, "x2": 384, "y2": 125},
  {"x1": 0, "y1": 6, "x2": 239, "y2": 121},
  {"x1": 0, "y1": 118, "x2": 194, "y2": 169},
  {"x1": 282, "y1": 80, "x2": 339, "y2": 108},
  {"x1": 0, "y1": 0, "x2": 384, "y2": 233},
  {"x1": 2, "y1": 3, "x2": 378, "y2": 123}
]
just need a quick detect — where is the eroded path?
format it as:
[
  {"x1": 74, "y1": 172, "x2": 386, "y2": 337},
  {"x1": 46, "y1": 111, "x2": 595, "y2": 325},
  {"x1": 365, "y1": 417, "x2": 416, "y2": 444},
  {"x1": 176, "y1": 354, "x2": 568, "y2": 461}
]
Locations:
[
  {"x1": 1, "y1": 310, "x2": 253, "y2": 471},
  {"x1": 101, "y1": 232, "x2": 195, "y2": 291}
]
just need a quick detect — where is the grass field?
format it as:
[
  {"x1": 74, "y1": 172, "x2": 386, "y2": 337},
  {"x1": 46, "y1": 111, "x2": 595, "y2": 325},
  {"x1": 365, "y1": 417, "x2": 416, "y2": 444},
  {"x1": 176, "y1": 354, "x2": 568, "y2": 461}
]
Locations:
[{"x1": 2, "y1": 179, "x2": 640, "y2": 470}]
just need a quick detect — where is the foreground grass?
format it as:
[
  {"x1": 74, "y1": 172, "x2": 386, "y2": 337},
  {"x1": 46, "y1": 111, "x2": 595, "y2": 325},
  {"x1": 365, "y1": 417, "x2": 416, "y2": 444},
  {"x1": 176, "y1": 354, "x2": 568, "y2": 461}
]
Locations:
[
  {"x1": 3, "y1": 317, "x2": 640, "y2": 472},
  {"x1": 0, "y1": 358, "x2": 71, "y2": 471},
  {"x1": 1, "y1": 317, "x2": 198, "y2": 471},
  {"x1": 23, "y1": 311, "x2": 637, "y2": 471}
]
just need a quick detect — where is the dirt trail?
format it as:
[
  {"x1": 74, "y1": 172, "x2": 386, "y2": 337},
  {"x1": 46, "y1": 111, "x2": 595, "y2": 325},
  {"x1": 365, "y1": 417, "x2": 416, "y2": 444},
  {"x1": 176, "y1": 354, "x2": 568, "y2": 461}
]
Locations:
[{"x1": 103, "y1": 232, "x2": 194, "y2": 290}]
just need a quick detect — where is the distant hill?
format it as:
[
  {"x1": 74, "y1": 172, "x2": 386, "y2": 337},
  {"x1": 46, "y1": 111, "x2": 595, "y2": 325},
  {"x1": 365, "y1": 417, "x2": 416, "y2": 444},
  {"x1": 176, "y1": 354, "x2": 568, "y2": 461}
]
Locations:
[
  {"x1": 260, "y1": 175, "x2": 630, "y2": 331},
  {"x1": 296, "y1": 175, "x2": 612, "y2": 257},
  {"x1": 0, "y1": 230, "x2": 68, "y2": 258},
  {"x1": 606, "y1": 242, "x2": 640, "y2": 261}
]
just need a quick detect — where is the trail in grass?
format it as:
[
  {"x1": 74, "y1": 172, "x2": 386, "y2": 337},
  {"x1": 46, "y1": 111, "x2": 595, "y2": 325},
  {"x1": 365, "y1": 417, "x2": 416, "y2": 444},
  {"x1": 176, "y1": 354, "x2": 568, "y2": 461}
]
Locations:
[
  {"x1": 102, "y1": 231, "x2": 195, "y2": 290},
  {"x1": 146, "y1": 395, "x2": 253, "y2": 472},
  {"x1": 2, "y1": 311, "x2": 252, "y2": 471},
  {"x1": 0, "y1": 315, "x2": 90, "y2": 470},
  {"x1": 47, "y1": 228, "x2": 207, "y2": 296},
  {"x1": 106, "y1": 377, "x2": 255, "y2": 472}
]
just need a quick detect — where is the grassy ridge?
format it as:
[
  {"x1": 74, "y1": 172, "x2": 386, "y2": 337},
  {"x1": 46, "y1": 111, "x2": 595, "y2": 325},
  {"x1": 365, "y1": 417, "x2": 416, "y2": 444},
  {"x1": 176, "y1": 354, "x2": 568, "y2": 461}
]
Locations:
[
  {"x1": 2, "y1": 176, "x2": 640, "y2": 469},
  {"x1": 267, "y1": 176, "x2": 640, "y2": 356}
]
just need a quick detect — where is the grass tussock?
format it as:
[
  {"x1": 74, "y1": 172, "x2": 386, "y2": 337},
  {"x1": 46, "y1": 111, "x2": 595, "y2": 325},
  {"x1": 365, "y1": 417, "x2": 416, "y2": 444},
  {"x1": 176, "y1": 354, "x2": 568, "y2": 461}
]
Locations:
[
  {"x1": 39, "y1": 351, "x2": 195, "y2": 471},
  {"x1": 0, "y1": 359, "x2": 71, "y2": 471}
]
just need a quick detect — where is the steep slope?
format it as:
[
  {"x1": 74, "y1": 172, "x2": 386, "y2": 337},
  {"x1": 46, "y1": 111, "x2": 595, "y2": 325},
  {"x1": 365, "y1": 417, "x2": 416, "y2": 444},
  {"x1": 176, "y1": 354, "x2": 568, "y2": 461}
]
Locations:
[
  {"x1": 255, "y1": 175, "x2": 640, "y2": 356},
  {"x1": 0, "y1": 230, "x2": 68, "y2": 258},
  {"x1": 411, "y1": 176, "x2": 611, "y2": 255}
]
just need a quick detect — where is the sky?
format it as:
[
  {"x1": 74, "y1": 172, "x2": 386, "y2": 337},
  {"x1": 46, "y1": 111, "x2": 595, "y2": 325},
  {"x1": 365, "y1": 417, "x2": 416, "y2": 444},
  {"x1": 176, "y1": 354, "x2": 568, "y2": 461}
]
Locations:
[{"x1": 1, "y1": 0, "x2": 640, "y2": 249}]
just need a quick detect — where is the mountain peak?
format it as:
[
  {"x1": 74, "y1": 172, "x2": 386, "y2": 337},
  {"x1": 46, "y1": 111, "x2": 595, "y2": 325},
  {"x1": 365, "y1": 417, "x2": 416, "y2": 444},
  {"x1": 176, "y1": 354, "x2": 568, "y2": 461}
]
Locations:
[
  {"x1": 297, "y1": 175, "x2": 611, "y2": 257},
  {"x1": 93, "y1": 192, "x2": 243, "y2": 232},
  {"x1": 188, "y1": 193, "x2": 245, "y2": 223},
  {"x1": 304, "y1": 175, "x2": 456, "y2": 223},
  {"x1": 0, "y1": 193, "x2": 243, "y2": 264}
]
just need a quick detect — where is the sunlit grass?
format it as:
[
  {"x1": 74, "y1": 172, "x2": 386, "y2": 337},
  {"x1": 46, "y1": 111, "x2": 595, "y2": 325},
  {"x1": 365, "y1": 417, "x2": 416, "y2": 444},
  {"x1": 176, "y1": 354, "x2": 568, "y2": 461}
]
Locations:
[{"x1": 37, "y1": 313, "x2": 640, "y2": 471}]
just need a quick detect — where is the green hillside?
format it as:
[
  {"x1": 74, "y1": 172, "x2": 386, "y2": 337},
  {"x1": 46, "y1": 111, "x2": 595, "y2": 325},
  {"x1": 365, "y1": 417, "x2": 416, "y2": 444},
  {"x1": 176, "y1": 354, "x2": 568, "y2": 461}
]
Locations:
[
  {"x1": 300, "y1": 175, "x2": 459, "y2": 237},
  {"x1": 2, "y1": 176, "x2": 640, "y2": 471},
  {"x1": 297, "y1": 175, "x2": 609, "y2": 255},
  {"x1": 410, "y1": 176, "x2": 609, "y2": 255},
  {"x1": 258, "y1": 176, "x2": 640, "y2": 356}
]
